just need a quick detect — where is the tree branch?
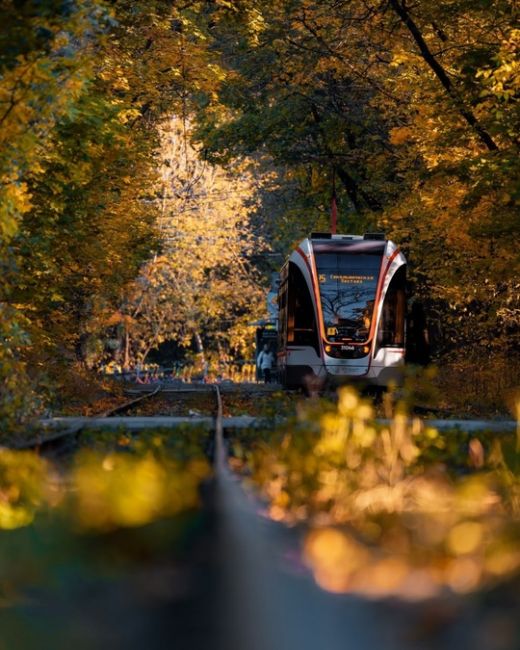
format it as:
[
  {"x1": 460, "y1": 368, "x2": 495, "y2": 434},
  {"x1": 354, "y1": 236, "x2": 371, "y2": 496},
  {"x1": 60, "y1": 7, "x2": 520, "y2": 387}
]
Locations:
[
  {"x1": 310, "y1": 104, "x2": 382, "y2": 213},
  {"x1": 388, "y1": 0, "x2": 499, "y2": 152}
]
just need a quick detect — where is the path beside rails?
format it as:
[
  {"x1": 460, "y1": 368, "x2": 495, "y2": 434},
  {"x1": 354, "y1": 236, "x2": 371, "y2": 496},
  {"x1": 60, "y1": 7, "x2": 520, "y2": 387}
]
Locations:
[
  {"x1": 38, "y1": 415, "x2": 517, "y2": 433},
  {"x1": 38, "y1": 415, "x2": 255, "y2": 430},
  {"x1": 379, "y1": 418, "x2": 518, "y2": 432}
]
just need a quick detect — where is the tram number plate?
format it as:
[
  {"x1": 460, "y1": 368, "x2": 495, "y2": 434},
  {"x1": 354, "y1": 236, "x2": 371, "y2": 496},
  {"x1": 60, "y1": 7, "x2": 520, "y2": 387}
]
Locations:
[{"x1": 341, "y1": 345, "x2": 355, "y2": 351}]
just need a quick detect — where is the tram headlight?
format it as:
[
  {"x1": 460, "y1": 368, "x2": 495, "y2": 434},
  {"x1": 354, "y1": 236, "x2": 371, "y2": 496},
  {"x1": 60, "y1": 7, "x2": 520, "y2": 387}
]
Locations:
[
  {"x1": 325, "y1": 345, "x2": 332, "y2": 353},
  {"x1": 363, "y1": 345, "x2": 370, "y2": 354}
]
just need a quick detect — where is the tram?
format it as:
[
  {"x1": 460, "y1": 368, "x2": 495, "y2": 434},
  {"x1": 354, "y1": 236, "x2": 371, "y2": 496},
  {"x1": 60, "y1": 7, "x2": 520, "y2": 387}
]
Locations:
[{"x1": 277, "y1": 233, "x2": 406, "y2": 387}]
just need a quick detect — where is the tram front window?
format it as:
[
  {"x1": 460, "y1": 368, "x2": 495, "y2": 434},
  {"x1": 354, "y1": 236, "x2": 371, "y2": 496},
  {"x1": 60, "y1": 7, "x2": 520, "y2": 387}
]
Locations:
[{"x1": 315, "y1": 253, "x2": 381, "y2": 343}]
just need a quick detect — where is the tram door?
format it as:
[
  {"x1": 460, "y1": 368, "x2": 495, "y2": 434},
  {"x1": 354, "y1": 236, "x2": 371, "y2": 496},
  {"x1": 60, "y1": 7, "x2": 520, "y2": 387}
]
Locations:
[{"x1": 255, "y1": 327, "x2": 278, "y2": 381}]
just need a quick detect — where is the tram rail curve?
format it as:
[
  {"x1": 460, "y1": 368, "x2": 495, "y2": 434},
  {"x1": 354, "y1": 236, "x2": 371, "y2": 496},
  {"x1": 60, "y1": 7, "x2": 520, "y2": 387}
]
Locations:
[{"x1": 13, "y1": 383, "x2": 165, "y2": 455}]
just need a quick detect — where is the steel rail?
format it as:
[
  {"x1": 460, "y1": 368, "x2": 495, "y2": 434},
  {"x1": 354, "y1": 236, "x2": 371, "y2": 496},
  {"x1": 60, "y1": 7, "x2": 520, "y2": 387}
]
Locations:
[
  {"x1": 100, "y1": 382, "x2": 163, "y2": 417},
  {"x1": 14, "y1": 383, "x2": 164, "y2": 453},
  {"x1": 213, "y1": 384, "x2": 226, "y2": 473},
  {"x1": 212, "y1": 385, "x2": 332, "y2": 650}
]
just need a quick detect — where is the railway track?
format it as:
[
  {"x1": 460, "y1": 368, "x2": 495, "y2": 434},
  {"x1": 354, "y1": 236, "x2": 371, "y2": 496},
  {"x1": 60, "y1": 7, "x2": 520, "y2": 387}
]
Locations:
[
  {"x1": 14, "y1": 382, "x2": 282, "y2": 454},
  {"x1": 17, "y1": 382, "x2": 516, "y2": 458},
  {"x1": 3, "y1": 383, "x2": 520, "y2": 650},
  {"x1": 11, "y1": 382, "x2": 305, "y2": 649},
  {"x1": 14, "y1": 382, "x2": 274, "y2": 456}
]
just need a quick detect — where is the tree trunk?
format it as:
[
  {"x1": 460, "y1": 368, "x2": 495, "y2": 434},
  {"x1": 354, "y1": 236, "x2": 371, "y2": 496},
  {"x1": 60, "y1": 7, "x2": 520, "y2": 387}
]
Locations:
[
  {"x1": 123, "y1": 329, "x2": 130, "y2": 371},
  {"x1": 193, "y1": 331, "x2": 208, "y2": 380}
]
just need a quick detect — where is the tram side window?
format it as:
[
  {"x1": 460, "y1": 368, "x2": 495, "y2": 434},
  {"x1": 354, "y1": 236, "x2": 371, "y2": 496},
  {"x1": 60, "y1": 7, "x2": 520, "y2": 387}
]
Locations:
[
  {"x1": 288, "y1": 263, "x2": 319, "y2": 350},
  {"x1": 378, "y1": 267, "x2": 406, "y2": 347}
]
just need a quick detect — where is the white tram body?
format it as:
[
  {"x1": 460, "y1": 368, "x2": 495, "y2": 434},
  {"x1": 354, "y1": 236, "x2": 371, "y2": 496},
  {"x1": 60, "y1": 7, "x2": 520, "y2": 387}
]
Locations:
[{"x1": 277, "y1": 233, "x2": 407, "y2": 387}]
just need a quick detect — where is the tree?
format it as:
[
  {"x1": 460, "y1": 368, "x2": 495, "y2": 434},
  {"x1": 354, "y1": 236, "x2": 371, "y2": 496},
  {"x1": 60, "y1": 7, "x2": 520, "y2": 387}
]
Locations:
[
  {"x1": 0, "y1": 0, "x2": 108, "y2": 425},
  {"x1": 117, "y1": 116, "x2": 266, "y2": 367}
]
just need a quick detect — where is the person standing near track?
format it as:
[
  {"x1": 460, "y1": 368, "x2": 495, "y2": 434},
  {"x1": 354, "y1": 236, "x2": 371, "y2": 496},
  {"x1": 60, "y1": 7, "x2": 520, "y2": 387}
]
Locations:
[{"x1": 257, "y1": 344, "x2": 275, "y2": 383}]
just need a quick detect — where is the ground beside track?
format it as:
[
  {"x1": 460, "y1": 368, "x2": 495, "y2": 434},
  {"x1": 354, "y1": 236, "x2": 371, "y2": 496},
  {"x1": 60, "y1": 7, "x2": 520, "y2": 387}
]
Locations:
[{"x1": 0, "y1": 383, "x2": 519, "y2": 650}]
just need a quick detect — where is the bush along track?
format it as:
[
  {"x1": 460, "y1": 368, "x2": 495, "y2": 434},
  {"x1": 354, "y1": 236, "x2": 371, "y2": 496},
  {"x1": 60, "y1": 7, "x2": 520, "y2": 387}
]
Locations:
[{"x1": 229, "y1": 386, "x2": 520, "y2": 600}]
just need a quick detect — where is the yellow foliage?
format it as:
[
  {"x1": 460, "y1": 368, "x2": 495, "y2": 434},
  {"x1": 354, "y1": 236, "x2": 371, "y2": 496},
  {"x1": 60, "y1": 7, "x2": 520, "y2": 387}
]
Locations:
[
  {"x1": 121, "y1": 115, "x2": 267, "y2": 363},
  {"x1": 0, "y1": 449, "x2": 50, "y2": 530},
  {"x1": 389, "y1": 126, "x2": 413, "y2": 146},
  {"x1": 245, "y1": 385, "x2": 520, "y2": 598}
]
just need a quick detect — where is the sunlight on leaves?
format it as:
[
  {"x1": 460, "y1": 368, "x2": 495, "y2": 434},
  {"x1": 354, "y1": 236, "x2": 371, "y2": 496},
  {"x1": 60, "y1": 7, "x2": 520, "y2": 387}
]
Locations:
[
  {"x1": 0, "y1": 428, "x2": 210, "y2": 533},
  {"x1": 244, "y1": 386, "x2": 520, "y2": 599},
  {"x1": 0, "y1": 449, "x2": 52, "y2": 529},
  {"x1": 72, "y1": 451, "x2": 209, "y2": 531}
]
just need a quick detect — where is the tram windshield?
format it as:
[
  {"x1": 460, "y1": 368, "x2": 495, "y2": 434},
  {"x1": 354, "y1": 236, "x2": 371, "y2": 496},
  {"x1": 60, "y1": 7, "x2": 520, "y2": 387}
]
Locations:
[{"x1": 315, "y1": 252, "x2": 382, "y2": 343}]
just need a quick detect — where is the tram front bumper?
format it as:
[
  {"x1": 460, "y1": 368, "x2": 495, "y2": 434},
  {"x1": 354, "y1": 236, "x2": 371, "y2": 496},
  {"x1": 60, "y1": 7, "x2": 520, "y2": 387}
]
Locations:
[{"x1": 324, "y1": 356, "x2": 370, "y2": 378}]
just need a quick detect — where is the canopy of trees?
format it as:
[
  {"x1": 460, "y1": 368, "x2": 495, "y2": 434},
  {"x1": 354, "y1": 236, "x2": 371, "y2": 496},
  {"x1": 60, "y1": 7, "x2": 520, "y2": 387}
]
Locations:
[
  {"x1": 0, "y1": 0, "x2": 518, "y2": 426},
  {"x1": 192, "y1": 0, "x2": 519, "y2": 353},
  {"x1": 0, "y1": 0, "x2": 206, "y2": 424}
]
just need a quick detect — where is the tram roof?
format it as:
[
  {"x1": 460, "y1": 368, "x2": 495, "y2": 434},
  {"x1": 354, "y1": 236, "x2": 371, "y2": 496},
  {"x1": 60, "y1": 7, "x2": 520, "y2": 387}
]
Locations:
[
  {"x1": 310, "y1": 232, "x2": 385, "y2": 241},
  {"x1": 307, "y1": 233, "x2": 387, "y2": 254}
]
